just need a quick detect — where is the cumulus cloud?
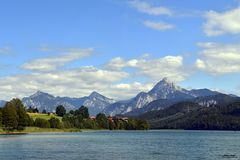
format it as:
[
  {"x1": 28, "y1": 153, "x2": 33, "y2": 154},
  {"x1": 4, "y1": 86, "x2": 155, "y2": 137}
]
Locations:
[
  {"x1": 203, "y1": 8, "x2": 240, "y2": 36},
  {"x1": 195, "y1": 42, "x2": 240, "y2": 74},
  {"x1": 0, "y1": 66, "x2": 130, "y2": 100},
  {"x1": 143, "y1": 20, "x2": 174, "y2": 31},
  {"x1": 0, "y1": 47, "x2": 190, "y2": 100},
  {"x1": 21, "y1": 48, "x2": 93, "y2": 72},
  {"x1": 136, "y1": 56, "x2": 188, "y2": 81},
  {"x1": 106, "y1": 55, "x2": 189, "y2": 82},
  {"x1": 129, "y1": 0, "x2": 172, "y2": 16},
  {"x1": 106, "y1": 57, "x2": 138, "y2": 70}
]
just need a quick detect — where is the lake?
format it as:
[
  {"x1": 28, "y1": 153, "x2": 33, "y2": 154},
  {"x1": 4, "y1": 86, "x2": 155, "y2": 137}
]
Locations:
[{"x1": 0, "y1": 130, "x2": 239, "y2": 160}]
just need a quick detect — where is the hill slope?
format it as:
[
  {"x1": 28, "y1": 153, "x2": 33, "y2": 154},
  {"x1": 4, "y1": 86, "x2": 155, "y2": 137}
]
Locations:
[{"x1": 138, "y1": 95, "x2": 240, "y2": 130}]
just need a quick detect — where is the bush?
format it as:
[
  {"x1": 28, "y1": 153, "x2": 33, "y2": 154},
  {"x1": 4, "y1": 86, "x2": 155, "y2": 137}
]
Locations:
[
  {"x1": 83, "y1": 119, "x2": 97, "y2": 129},
  {"x1": 34, "y1": 118, "x2": 50, "y2": 128},
  {"x1": 48, "y1": 117, "x2": 62, "y2": 129}
]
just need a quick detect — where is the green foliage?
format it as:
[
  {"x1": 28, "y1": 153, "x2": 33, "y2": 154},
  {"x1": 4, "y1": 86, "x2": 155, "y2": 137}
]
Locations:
[
  {"x1": 136, "y1": 119, "x2": 149, "y2": 130},
  {"x1": 75, "y1": 106, "x2": 89, "y2": 119},
  {"x1": 96, "y1": 113, "x2": 109, "y2": 129},
  {"x1": 56, "y1": 105, "x2": 66, "y2": 117},
  {"x1": 62, "y1": 113, "x2": 75, "y2": 128},
  {"x1": 62, "y1": 106, "x2": 92, "y2": 129},
  {"x1": 28, "y1": 113, "x2": 62, "y2": 121},
  {"x1": 0, "y1": 98, "x2": 34, "y2": 131},
  {"x1": 34, "y1": 118, "x2": 50, "y2": 128},
  {"x1": 2, "y1": 102, "x2": 18, "y2": 131},
  {"x1": 113, "y1": 118, "x2": 127, "y2": 130},
  {"x1": 12, "y1": 99, "x2": 29, "y2": 130},
  {"x1": 82, "y1": 118, "x2": 98, "y2": 129},
  {"x1": 62, "y1": 114, "x2": 84, "y2": 129},
  {"x1": 0, "y1": 99, "x2": 148, "y2": 131},
  {"x1": 146, "y1": 101, "x2": 240, "y2": 130},
  {"x1": 27, "y1": 107, "x2": 39, "y2": 113},
  {"x1": 125, "y1": 119, "x2": 149, "y2": 130},
  {"x1": 109, "y1": 120, "x2": 116, "y2": 130},
  {"x1": 27, "y1": 116, "x2": 35, "y2": 126},
  {"x1": 126, "y1": 119, "x2": 137, "y2": 130},
  {"x1": 0, "y1": 108, "x2": 2, "y2": 127},
  {"x1": 48, "y1": 117, "x2": 62, "y2": 129}
]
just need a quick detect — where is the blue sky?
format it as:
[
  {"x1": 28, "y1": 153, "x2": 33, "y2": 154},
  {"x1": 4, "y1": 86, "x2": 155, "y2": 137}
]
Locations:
[{"x1": 0, "y1": 0, "x2": 240, "y2": 100}]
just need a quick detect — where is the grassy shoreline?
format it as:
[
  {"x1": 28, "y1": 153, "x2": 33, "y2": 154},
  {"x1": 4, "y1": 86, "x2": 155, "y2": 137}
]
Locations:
[{"x1": 0, "y1": 127, "x2": 81, "y2": 134}]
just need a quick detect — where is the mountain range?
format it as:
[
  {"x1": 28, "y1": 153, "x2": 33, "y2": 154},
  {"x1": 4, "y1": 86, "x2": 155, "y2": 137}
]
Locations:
[
  {"x1": 22, "y1": 91, "x2": 115, "y2": 115},
  {"x1": 0, "y1": 78, "x2": 238, "y2": 116},
  {"x1": 103, "y1": 78, "x2": 220, "y2": 116}
]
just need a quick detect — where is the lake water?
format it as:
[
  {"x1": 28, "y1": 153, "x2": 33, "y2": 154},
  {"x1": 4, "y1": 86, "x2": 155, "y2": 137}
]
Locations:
[{"x1": 0, "y1": 130, "x2": 240, "y2": 160}]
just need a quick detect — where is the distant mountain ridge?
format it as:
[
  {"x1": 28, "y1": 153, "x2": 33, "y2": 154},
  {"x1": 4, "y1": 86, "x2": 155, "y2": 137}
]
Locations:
[
  {"x1": 0, "y1": 78, "x2": 238, "y2": 117},
  {"x1": 22, "y1": 91, "x2": 115, "y2": 115},
  {"x1": 103, "y1": 78, "x2": 220, "y2": 116}
]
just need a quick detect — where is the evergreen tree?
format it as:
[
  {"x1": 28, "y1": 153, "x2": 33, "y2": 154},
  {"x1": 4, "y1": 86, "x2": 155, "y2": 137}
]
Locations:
[
  {"x1": 11, "y1": 98, "x2": 29, "y2": 130},
  {"x1": 0, "y1": 108, "x2": 2, "y2": 127},
  {"x1": 56, "y1": 105, "x2": 66, "y2": 117},
  {"x1": 2, "y1": 102, "x2": 18, "y2": 131},
  {"x1": 96, "y1": 113, "x2": 109, "y2": 129},
  {"x1": 75, "y1": 106, "x2": 89, "y2": 119}
]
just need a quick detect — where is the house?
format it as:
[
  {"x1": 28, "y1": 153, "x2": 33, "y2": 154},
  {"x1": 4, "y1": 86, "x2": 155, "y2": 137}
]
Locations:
[{"x1": 90, "y1": 116, "x2": 96, "y2": 121}]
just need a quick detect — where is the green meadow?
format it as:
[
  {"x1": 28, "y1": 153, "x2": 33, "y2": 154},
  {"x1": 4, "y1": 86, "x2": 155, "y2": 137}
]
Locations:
[{"x1": 28, "y1": 113, "x2": 62, "y2": 121}]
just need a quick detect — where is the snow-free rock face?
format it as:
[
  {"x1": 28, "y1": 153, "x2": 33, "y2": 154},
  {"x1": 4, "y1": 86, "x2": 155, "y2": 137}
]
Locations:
[
  {"x1": 22, "y1": 91, "x2": 115, "y2": 115},
  {"x1": 103, "y1": 78, "x2": 219, "y2": 116},
  {"x1": 82, "y1": 91, "x2": 115, "y2": 115}
]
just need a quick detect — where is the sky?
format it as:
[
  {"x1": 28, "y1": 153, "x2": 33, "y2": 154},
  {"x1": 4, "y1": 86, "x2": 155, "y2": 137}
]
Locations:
[{"x1": 0, "y1": 0, "x2": 240, "y2": 100}]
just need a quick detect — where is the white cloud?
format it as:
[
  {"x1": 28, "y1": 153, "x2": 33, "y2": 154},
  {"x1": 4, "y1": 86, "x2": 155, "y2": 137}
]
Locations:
[
  {"x1": 21, "y1": 48, "x2": 93, "y2": 72},
  {"x1": 195, "y1": 42, "x2": 240, "y2": 74},
  {"x1": 106, "y1": 57, "x2": 138, "y2": 70},
  {"x1": 109, "y1": 82, "x2": 154, "y2": 99},
  {"x1": 0, "y1": 66, "x2": 130, "y2": 100},
  {"x1": 136, "y1": 56, "x2": 189, "y2": 82},
  {"x1": 143, "y1": 20, "x2": 174, "y2": 31},
  {"x1": 203, "y1": 8, "x2": 240, "y2": 36},
  {"x1": 129, "y1": 0, "x2": 172, "y2": 16},
  {"x1": 195, "y1": 59, "x2": 206, "y2": 69},
  {"x1": 106, "y1": 55, "x2": 189, "y2": 82},
  {"x1": 0, "y1": 48, "x2": 190, "y2": 100}
]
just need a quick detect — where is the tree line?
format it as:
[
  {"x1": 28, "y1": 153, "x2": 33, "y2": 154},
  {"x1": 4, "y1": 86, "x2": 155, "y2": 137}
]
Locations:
[
  {"x1": 61, "y1": 105, "x2": 149, "y2": 130},
  {"x1": 0, "y1": 99, "x2": 149, "y2": 132},
  {"x1": 147, "y1": 101, "x2": 240, "y2": 130}
]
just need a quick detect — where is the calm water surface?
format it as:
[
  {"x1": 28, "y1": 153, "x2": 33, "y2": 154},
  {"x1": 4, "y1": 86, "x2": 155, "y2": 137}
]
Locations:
[{"x1": 0, "y1": 130, "x2": 240, "y2": 160}]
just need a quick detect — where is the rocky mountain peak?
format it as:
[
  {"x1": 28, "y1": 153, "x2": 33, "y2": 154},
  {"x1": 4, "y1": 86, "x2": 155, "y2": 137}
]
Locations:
[
  {"x1": 30, "y1": 91, "x2": 54, "y2": 99},
  {"x1": 89, "y1": 91, "x2": 103, "y2": 98},
  {"x1": 149, "y1": 78, "x2": 180, "y2": 96}
]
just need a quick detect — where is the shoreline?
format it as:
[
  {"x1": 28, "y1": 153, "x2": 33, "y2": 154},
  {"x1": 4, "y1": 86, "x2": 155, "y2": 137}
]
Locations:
[
  {"x1": 1, "y1": 128, "x2": 239, "y2": 135},
  {"x1": 0, "y1": 127, "x2": 82, "y2": 135}
]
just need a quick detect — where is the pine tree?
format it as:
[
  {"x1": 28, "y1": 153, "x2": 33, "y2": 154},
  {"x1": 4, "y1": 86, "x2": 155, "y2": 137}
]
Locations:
[
  {"x1": 0, "y1": 108, "x2": 2, "y2": 127},
  {"x1": 2, "y1": 102, "x2": 18, "y2": 132},
  {"x1": 11, "y1": 98, "x2": 29, "y2": 130}
]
